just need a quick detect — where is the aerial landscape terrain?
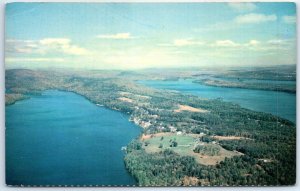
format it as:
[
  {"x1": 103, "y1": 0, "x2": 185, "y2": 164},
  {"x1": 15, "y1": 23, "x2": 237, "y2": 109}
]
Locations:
[
  {"x1": 5, "y1": 2, "x2": 296, "y2": 187},
  {"x1": 5, "y1": 66, "x2": 296, "y2": 186}
]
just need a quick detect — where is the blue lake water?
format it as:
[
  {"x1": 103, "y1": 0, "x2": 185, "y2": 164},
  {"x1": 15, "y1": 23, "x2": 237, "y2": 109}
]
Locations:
[
  {"x1": 138, "y1": 79, "x2": 296, "y2": 123},
  {"x1": 6, "y1": 90, "x2": 141, "y2": 186}
]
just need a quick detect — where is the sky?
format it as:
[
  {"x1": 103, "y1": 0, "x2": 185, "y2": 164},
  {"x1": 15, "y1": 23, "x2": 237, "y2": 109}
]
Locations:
[{"x1": 5, "y1": 2, "x2": 297, "y2": 70}]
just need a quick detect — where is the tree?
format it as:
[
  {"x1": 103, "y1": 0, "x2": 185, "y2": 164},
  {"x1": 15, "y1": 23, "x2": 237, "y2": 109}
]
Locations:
[
  {"x1": 145, "y1": 141, "x2": 150, "y2": 146},
  {"x1": 170, "y1": 141, "x2": 178, "y2": 147}
]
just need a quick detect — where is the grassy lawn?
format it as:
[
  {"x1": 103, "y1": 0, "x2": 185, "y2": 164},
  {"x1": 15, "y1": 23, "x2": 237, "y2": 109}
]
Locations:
[
  {"x1": 142, "y1": 133, "x2": 243, "y2": 165},
  {"x1": 143, "y1": 134, "x2": 195, "y2": 156}
]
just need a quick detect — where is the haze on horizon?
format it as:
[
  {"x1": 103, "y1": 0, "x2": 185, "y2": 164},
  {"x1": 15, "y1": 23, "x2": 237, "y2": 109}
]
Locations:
[{"x1": 5, "y1": 3, "x2": 296, "y2": 70}]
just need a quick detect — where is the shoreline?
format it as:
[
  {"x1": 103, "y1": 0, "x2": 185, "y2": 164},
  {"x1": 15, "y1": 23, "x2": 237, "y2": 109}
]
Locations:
[
  {"x1": 5, "y1": 87, "x2": 295, "y2": 125},
  {"x1": 138, "y1": 80, "x2": 296, "y2": 124},
  {"x1": 193, "y1": 80, "x2": 296, "y2": 94}
]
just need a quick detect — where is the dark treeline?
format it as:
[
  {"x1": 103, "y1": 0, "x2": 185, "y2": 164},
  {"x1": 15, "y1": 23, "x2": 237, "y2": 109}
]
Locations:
[{"x1": 125, "y1": 140, "x2": 287, "y2": 186}]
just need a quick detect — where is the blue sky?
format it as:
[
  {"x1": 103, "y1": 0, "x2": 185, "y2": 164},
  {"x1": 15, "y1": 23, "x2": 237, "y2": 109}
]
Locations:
[{"x1": 5, "y1": 2, "x2": 297, "y2": 69}]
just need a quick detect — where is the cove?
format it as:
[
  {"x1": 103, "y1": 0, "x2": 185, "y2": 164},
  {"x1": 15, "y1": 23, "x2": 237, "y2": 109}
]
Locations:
[
  {"x1": 5, "y1": 90, "x2": 141, "y2": 186},
  {"x1": 138, "y1": 79, "x2": 296, "y2": 123}
]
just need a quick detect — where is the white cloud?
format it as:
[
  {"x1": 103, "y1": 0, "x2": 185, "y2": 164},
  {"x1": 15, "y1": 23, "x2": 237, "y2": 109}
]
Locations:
[
  {"x1": 6, "y1": 36, "x2": 295, "y2": 69},
  {"x1": 6, "y1": 39, "x2": 38, "y2": 54},
  {"x1": 63, "y1": 46, "x2": 89, "y2": 55},
  {"x1": 162, "y1": 39, "x2": 264, "y2": 50},
  {"x1": 208, "y1": 39, "x2": 293, "y2": 52},
  {"x1": 214, "y1": 40, "x2": 240, "y2": 47},
  {"x1": 174, "y1": 39, "x2": 193, "y2": 46},
  {"x1": 282, "y1": 15, "x2": 296, "y2": 24},
  {"x1": 157, "y1": 39, "x2": 205, "y2": 48},
  {"x1": 228, "y1": 3, "x2": 257, "y2": 12},
  {"x1": 39, "y1": 38, "x2": 71, "y2": 45},
  {"x1": 6, "y1": 38, "x2": 90, "y2": 56},
  {"x1": 96, "y1": 33, "x2": 136, "y2": 39},
  {"x1": 247, "y1": 40, "x2": 261, "y2": 46},
  {"x1": 5, "y1": 57, "x2": 65, "y2": 63},
  {"x1": 267, "y1": 39, "x2": 284, "y2": 45},
  {"x1": 235, "y1": 13, "x2": 277, "y2": 24},
  {"x1": 173, "y1": 39, "x2": 204, "y2": 47},
  {"x1": 267, "y1": 39, "x2": 293, "y2": 45},
  {"x1": 245, "y1": 39, "x2": 294, "y2": 51},
  {"x1": 39, "y1": 38, "x2": 89, "y2": 55},
  {"x1": 163, "y1": 38, "x2": 293, "y2": 54}
]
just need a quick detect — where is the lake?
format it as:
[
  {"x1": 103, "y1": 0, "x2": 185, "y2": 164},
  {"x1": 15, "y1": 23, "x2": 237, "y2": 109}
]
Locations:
[
  {"x1": 5, "y1": 90, "x2": 141, "y2": 186},
  {"x1": 138, "y1": 79, "x2": 296, "y2": 123}
]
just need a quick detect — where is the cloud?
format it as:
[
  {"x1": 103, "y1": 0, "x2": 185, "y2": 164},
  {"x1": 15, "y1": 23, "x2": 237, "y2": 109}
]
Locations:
[
  {"x1": 282, "y1": 15, "x2": 296, "y2": 24},
  {"x1": 157, "y1": 39, "x2": 205, "y2": 48},
  {"x1": 208, "y1": 39, "x2": 293, "y2": 52},
  {"x1": 163, "y1": 39, "x2": 265, "y2": 50},
  {"x1": 235, "y1": 13, "x2": 277, "y2": 24},
  {"x1": 96, "y1": 33, "x2": 136, "y2": 39},
  {"x1": 247, "y1": 40, "x2": 261, "y2": 46},
  {"x1": 244, "y1": 39, "x2": 294, "y2": 51},
  {"x1": 242, "y1": 39, "x2": 293, "y2": 51},
  {"x1": 6, "y1": 38, "x2": 90, "y2": 56},
  {"x1": 228, "y1": 3, "x2": 257, "y2": 12},
  {"x1": 39, "y1": 38, "x2": 71, "y2": 45},
  {"x1": 39, "y1": 38, "x2": 89, "y2": 55},
  {"x1": 267, "y1": 39, "x2": 293, "y2": 46},
  {"x1": 214, "y1": 40, "x2": 240, "y2": 47},
  {"x1": 267, "y1": 39, "x2": 284, "y2": 45},
  {"x1": 164, "y1": 38, "x2": 293, "y2": 53},
  {"x1": 6, "y1": 39, "x2": 39, "y2": 54},
  {"x1": 5, "y1": 57, "x2": 65, "y2": 63},
  {"x1": 160, "y1": 39, "x2": 271, "y2": 55},
  {"x1": 173, "y1": 39, "x2": 204, "y2": 47}
]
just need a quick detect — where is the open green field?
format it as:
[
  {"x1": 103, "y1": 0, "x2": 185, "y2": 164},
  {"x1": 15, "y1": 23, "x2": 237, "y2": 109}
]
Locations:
[
  {"x1": 143, "y1": 134, "x2": 194, "y2": 155},
  {"x1": 141, "y1": 133, "x2": 242, "y2": 165}
]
